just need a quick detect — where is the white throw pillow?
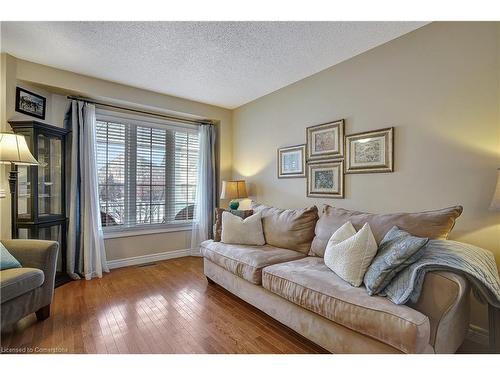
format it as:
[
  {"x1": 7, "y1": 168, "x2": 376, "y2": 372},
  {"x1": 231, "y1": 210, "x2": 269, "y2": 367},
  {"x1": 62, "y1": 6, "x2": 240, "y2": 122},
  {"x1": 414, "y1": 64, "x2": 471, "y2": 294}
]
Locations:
[
  {"x1": 221, "y1": 211, "x2": 266, "y2": 246},
  {"x1": 324, "y1": 222, "x2": 378, "y2": 287}
]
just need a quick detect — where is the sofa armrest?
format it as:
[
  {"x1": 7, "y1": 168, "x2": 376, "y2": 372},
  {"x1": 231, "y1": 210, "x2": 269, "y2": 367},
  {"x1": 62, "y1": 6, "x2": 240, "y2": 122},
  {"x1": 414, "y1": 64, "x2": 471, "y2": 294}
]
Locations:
[
  {"x1": 1, "y1": 240, "x2": 59, "y2": 306},
  {"x1": 408, "y1": 271, "x2": 470, "y2": 353}
]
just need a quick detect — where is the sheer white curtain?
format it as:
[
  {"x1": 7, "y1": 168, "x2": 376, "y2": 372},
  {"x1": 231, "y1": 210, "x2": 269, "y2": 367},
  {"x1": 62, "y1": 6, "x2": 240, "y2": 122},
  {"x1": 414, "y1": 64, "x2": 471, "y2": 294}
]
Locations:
[
  {"x1": 191, "y1": 124, "x2": 216, "y2": 252},
  {"x1": 66, "y1": 101, "x2": 109, "y2": 280}
]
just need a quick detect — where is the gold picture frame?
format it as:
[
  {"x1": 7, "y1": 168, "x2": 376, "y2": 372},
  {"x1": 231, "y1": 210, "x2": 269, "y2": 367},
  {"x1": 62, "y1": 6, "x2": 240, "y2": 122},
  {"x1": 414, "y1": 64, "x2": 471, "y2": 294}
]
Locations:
[
  {"x1": 307, "y1": 160, "x2": 344, "y2": 198},
  {"x1": 345, "y1": 127, "x2": 394, "y2": 173},
  {"x1": 277, "y1": 144, "x2": 306, "y2": 178},
  {"x1": 306, "y1": 119, "x2": 344, "y2": 160}
]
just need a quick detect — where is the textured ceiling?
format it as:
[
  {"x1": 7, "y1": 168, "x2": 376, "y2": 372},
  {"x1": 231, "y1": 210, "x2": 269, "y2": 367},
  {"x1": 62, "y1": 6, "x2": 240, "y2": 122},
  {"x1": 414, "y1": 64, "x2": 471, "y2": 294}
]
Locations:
[{"x1": 1, "y1": 22, "x2": 427, "y2": 109}]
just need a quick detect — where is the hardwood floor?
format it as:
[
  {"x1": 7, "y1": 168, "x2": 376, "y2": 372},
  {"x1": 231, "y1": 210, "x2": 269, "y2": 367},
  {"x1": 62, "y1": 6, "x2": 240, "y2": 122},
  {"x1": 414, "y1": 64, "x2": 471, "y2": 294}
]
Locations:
[{"x1": 0, "y1": 257, "x2": 327, "y2": 354}]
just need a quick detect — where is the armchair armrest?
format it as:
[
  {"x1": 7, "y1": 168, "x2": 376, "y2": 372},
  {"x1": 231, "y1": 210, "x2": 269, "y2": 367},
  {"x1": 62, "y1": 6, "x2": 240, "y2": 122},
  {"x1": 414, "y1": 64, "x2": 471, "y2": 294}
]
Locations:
[
  {"x1": 1, "y1": 240, "x2": 59, "y2": 307},
  {"x1": 408, "y1": 271, "x2": 470, "y2": 353},
  {"x1": 2, "y1": 240, "x2": 59, "y2": 271}
]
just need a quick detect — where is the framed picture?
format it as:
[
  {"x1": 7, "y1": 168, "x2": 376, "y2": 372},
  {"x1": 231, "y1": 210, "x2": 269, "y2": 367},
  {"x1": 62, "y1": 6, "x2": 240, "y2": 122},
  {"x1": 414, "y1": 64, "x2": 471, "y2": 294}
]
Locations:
[
  {"x1": 307, "y1": 160, "x2": 344, "y2": 198},
  {"x1": 278, "y1": 144, "x2": 306, "y2": 178},
  {"x1": 15, "y1": 87, "x2": 46, "y2": 120},
  {"x1": 345, "y1": 127, "x2": 394, "y2": 173},
  {"x1": 306, "y1": 119, "x2": 344, "y2": 160}
]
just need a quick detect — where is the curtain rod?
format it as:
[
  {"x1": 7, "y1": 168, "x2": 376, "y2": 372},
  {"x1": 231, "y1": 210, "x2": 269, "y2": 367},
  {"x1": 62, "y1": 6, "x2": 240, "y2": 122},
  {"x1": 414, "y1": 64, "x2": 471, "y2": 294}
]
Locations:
[{"x1": 66, "y1": 95, "x2": 213, "y2": 125}]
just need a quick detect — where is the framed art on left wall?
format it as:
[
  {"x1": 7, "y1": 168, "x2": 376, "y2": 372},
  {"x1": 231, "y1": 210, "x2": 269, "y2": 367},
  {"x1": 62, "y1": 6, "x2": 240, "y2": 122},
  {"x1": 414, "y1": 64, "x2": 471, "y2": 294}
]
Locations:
[{"x1": 15, "y1": 87, "x2": 46, "y2": 120}]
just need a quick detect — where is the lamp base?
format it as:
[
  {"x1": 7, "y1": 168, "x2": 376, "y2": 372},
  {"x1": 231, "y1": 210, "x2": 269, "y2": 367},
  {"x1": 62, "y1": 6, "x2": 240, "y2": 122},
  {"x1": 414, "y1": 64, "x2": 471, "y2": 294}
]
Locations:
[
  {"x1": 8, "y1": 170, "x2": 17, "y2": 194},
  {"x1": 229, "y1": 200, "x2": 240, "y2": 210}
]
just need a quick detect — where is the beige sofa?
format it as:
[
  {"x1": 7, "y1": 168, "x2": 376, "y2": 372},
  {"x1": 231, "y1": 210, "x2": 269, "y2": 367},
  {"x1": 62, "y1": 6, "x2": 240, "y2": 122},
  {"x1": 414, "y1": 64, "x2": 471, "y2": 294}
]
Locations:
[
  {"x1": 1, "y1": 240, "x2": 59, "y2": 329},
  {"x1": 201, "y1": 204, "x2": 470, "y2": 354}
]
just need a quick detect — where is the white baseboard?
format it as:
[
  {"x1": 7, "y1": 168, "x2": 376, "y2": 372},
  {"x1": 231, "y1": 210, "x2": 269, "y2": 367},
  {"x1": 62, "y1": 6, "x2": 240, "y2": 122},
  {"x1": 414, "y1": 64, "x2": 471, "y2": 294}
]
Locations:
[
  {"x1": 107, "y1": 248, "x2": 198, "y2": 269},
  {"x1": 466, "y1": 324, "x2": 489, "y2": 346}
]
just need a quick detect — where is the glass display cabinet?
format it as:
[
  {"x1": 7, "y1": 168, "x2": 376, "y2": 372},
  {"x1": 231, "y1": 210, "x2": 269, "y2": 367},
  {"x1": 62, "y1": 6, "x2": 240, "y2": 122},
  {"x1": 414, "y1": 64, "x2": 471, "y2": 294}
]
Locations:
[{"x1": 9, "y1": 120, "x2": 70, "y2": 287}]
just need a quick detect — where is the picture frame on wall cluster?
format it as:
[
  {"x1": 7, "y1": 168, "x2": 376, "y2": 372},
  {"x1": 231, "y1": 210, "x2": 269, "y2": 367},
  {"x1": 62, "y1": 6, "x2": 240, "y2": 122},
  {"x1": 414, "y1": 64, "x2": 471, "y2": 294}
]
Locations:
[
  {"x1": 307, "y1": 160, "x2": 344, "y2": 198},
  {"x1": 277, "y1": 144, "x2": 306, "y2": 178},
  {"x1": 15, "y1": 87, "x2": 46, "y2": 120},
  {"x1": 345, "y1": 127, "x2": 394, "y2": 173},
  {"x1": 306, "y1": 119, "x2": 344, "y2": 160},
  {"x1": 276, "y1": 119, "x2": 394, "y2": 200},
  {"x1": 306, "y1": 119, "x2": 345, "y2": 198}
]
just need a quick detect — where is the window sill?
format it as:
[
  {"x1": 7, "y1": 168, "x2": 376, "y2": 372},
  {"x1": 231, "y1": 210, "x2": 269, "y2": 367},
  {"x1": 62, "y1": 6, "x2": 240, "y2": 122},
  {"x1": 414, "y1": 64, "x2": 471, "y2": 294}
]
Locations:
[{"x1": 103, "y1": 225, "x2": 193, "y2": 239}]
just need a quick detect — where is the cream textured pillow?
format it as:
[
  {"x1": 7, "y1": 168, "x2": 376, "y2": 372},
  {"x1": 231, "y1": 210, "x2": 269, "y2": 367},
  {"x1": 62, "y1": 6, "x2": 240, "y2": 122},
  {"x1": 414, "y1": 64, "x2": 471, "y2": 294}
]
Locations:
[
  {"x1": 324, "y1": 222, "x2": 378, "y2": 287},
  {"x1": 221, "y1": 211, "x2": 265, "y2": 246}
]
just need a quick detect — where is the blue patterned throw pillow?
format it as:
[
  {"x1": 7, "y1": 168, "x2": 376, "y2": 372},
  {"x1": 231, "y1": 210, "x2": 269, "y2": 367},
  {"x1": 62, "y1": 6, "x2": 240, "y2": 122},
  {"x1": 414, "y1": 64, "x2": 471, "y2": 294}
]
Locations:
[
  {"x1": 364, "y1": 226, "x2": 428, "y2": 295},
  {"x1": 0, "y1": 242, "x2": 22, "y2": 271}
]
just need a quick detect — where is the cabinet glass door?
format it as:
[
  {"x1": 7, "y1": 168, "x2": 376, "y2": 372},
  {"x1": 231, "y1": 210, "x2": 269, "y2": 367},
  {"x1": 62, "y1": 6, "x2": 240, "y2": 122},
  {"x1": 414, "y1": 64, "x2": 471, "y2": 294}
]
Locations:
[
  {"x1": 17, "y1": 165, "x2": 32, "y2": 219},
  {"x1": 17, "y1": 134, "x2": 32, "y2": 220},
  {"x1": 37, "y1": 134, "x2": 62, "y2": 216}
]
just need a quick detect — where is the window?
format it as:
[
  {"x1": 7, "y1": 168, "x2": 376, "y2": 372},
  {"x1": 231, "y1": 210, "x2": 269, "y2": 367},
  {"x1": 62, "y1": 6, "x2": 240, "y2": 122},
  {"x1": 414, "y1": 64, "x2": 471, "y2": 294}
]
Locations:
[{"x1": 96, "y1": 110, "x2": 199, "y2": 232}]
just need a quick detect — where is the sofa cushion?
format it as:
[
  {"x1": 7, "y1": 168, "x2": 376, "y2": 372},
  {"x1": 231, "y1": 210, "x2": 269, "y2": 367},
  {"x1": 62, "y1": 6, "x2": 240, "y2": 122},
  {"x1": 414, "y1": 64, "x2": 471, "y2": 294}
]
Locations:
[
  {"x1": 213, "y1": 208, "x2": 254, "y2": 242},
  {"x1": 262, "y1": 257, "x2": 430, "y2": 353},
  {"x1": 310, "y1": 205, "x2": 463, "y2": 257},
  {"x1": 251, "y1": 202, "x2": 319, "y2": 254},
  {"x1": 324, "y1": 222, "x2": 378, "y2": 287},
  {"x1": 200, "y1": 240, "x2": 305, "y2": 285},
  {"x1": 364, "y1": 226, "x2": 429, "y2": 295},
  {"x1": 221, "y1": 211, "x2": 265, "y2": 246},
  {"x1": 0, "y1": 267, "x2": 44, "y2": 304}
]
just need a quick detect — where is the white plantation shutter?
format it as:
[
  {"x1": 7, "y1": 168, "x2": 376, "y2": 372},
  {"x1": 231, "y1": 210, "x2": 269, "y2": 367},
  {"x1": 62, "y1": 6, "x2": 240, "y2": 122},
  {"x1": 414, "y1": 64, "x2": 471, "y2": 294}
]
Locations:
[
  {"x1": 95, "y1": 110, "x2": 200, "y2": 230},
  {"x1": 174, "y1": 131, "x2": 200, "y2": 222}
]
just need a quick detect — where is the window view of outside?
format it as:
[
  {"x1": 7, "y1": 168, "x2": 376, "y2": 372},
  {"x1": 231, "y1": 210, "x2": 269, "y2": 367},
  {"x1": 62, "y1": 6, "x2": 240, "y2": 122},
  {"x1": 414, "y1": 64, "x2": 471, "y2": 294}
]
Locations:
[{"x1": 96, "y1": 119, "x2": 199, "y2": 228}]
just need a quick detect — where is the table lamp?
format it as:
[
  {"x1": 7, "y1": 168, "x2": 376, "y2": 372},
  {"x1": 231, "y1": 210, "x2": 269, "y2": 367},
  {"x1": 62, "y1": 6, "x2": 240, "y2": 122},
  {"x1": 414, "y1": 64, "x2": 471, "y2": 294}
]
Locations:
[
  {"x1": 0, "y1": 132, "x2": 39, "y2": 238},
  {"x1": 220, "y1": 180, "x2": 248, "y2": 210}
]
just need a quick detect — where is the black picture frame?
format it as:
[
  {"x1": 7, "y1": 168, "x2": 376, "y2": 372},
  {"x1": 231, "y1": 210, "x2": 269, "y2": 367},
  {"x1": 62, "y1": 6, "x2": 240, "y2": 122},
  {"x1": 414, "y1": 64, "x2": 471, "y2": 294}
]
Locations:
[{"x1": 15, "y1": 87, "x2": 46, "y2": 120}]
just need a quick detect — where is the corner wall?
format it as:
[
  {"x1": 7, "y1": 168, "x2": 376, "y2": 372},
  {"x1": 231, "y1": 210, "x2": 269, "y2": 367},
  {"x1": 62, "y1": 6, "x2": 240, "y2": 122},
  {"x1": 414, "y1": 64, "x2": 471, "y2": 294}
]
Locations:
[{"x1": 232, "y1": 22, "x2": 500, "y2": 329}]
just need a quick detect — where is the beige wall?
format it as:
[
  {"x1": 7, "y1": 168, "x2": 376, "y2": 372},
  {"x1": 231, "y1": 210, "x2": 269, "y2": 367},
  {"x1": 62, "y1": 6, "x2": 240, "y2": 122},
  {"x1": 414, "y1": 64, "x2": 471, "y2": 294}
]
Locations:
[
  {"x1": 0, "y1": 54, "x2": 233, "y2": 260},
  {"x1": 232, "y1": 22, "x2": 500, "y2": 328},
  {"x1": 105, "y1": 230, "x2": 192, "y2": 261}
]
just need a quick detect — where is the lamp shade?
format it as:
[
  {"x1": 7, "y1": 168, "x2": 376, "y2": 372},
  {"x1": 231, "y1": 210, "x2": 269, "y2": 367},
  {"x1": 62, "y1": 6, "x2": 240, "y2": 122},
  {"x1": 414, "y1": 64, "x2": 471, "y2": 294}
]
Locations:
[
  {"x1": 490, "y1": 168, "x2": 500, "y2": 211},
  {"x1": 220, "y1": 180, "x2": 248, "y2": 200},
  {"x1": 0, "y1": 133, "x2": 38, "y2": 165}
]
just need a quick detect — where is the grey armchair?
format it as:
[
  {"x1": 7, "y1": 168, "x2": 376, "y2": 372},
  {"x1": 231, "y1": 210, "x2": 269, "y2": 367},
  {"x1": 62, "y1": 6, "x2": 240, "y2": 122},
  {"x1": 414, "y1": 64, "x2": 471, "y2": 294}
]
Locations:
[{"x1": 0, "y1": 239, "x2": 59, "y2": 330}]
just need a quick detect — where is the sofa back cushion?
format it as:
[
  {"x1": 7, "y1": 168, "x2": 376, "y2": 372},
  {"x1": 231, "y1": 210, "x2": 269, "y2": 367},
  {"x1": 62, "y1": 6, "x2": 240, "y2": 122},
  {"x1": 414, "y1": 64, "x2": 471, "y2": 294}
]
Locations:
[
  {"x1": 251, "y1": 202, "x2": 319, "y2": 254},
  {"x1": 310, "y1": 205, "x2": 463, "y2": 257}
]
